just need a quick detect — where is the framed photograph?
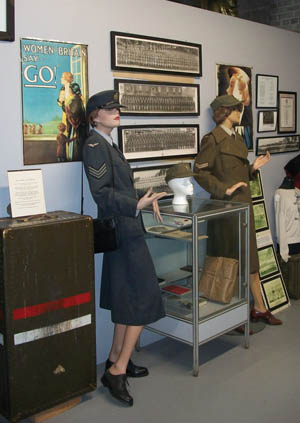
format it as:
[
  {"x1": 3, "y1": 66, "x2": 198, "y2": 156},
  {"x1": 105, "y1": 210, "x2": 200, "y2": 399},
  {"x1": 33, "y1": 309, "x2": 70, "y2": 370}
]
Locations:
[
  {"x1": 256, "y1": 135, "x2": 300, "y2": 156},
  {"x1": 21, "y1": 38, "x2": 88, "y2": 165},
  {"x1": 118, "y1": 124, "x2": 199, "y2": 162},
  {"x1": 253, "y1": 200, "x2": 269, "y2": 233},
  {"x1": 278, "y1": 91, "x2": 297, "y2": 133},
  {"x1": 249, "y1": 170, "x2": 264, "y2": 201},
  {"x1": 261, "y1": 275, "x2": 289, "y2": 313},
  {"x1": 0, "y1": 0, "x2": 14, "y2": 41},
  {"x1": 256, "y1": 230, "x2": 274, "y2": 249},
  {"x1": 257, "y1": 244, "x2": 279, "y2": 280},
  {"x1": 255, "y1": 74, "x2": 278, "y2": 108},
  {"x1": 111, "y1": 31, "x2": 202, "y2": 77},
  {"x1": 115, "y1": 79, "x2": 200, "y2": 116},
  {"x1": 217, "y1": 64, "x2": 253, "y2": 151},
  {"x1": 257, "y1": 110, "x2": 277, "y2": 133},
  {"x1": 133, "y1": 163, "x2": 192, "y2": 196}
]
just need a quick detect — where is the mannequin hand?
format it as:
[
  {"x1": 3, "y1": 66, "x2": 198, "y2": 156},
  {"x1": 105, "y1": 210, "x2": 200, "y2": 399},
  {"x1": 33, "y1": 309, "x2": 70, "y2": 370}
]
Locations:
[
  {"x1": 225, "y1": 182, "x2": 247, "y2": 196},
  {"x1": 253, "y1": 151, "x2": 271, "y2": 170},
  {"x1": 152, "y1": 199, "x2": 164, "y2": 222},
  {"x1": 137, "y1": 188, "x2": 167, "y2": 222}
]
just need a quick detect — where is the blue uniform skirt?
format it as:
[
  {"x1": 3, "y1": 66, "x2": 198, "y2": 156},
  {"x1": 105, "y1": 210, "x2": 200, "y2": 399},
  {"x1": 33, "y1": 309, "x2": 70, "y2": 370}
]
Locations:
[{"x1": 100, "y1": 234, "x2": 165, "y2": 326}]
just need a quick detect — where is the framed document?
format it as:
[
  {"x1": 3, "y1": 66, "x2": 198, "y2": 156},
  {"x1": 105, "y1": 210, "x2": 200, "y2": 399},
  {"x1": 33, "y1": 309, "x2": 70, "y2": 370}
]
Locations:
[
  {"x1": 256, "y1": 135, "x2": 300, "y2": 156},
  {"x1": 255, "y1": 74, "x2": 278, "y2": 108},
  {"x1": 257, "y1": 244, "x2": 279, "y2": 280},
  {"x1": 0, "y1": 0, "x2": 14, "y2": 41},
  {"x1": 278, "y1": 91, "x2": 297, "y2": 133},
  {"x1": 261, "y1": 275, "x2": 289, "y2": 313},
  {"x1": 118, "y1": 124, "x2": 199, "y2": 162},
  {"x1": 249, "y1": 170, "x2": 264, "y2": 201},
  {"x1": 111, "y1": 31, "x2": 202, "y2": 77},
  {"x1": 257, "y1": 110, "x2": 277, "y2": 133},
  {"x1": 115, "y1": 79, "x2": 200, "y2": 116},
  {"x1": 253, "y1": 200, "x2": 269, "y2": 233},
  {"x1": 133, "y1": 164, "x2": 174, "y2": 197}
]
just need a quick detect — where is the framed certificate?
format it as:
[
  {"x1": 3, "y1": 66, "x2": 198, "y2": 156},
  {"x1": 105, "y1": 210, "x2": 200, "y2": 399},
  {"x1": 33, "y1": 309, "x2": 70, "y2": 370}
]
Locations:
[
  {"x1": 249, "y1": 170, "x2": 264, "y2": 201},
  {"x1": 255, "y1": 74, "x2": 278, "y2": 108},
  {"x1": 253, "y1": 200, "x2": 269, "y2": 233},
  {"x1": 261, "y1": 275, "x2": 289, "y2": 313},
  {"x1": 278, "y1": 91, "x2": 297, "y2": 133},
  {"x1": 257, "y1": 244, "x2": 279, "y2": 280}
]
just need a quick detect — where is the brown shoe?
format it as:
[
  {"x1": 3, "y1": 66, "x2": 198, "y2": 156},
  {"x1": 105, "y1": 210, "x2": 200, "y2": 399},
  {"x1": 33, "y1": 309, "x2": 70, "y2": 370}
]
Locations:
[{"x1": 250, "y1": 309, "x2": 282, "y2": 325}]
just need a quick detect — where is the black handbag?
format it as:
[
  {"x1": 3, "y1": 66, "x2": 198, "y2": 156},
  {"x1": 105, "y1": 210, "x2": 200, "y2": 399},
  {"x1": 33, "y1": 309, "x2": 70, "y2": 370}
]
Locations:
[
  {"x1": 93, "y1": 217, "x2": 119, "y2": 253},
  {"x1": 93, "y1": 141, "x2": 120, "y2": 254}
]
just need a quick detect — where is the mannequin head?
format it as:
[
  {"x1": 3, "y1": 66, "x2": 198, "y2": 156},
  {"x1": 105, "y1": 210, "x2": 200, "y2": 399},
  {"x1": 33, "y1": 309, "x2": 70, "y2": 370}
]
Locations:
[
  {"x1": 168, "y1": 177, "x2": 194, "y2": 205},
  {"x1": 165, "y1": 163, "x2": 196, "y2": 205}
]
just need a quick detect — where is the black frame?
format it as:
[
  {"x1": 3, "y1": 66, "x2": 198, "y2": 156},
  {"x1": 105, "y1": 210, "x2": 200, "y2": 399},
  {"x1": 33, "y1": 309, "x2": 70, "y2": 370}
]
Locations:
[
  {"x1": 257, "y1": 110, "x2": 277, "y2": 133},
  {"x1": 132, "y1": 162, "x2": 192, "y2": 197},
  {"x1": 278, "y1": 91, "x2": 297, "y2": 134},
  {"x1": 256, "y1": 135, "x2": 300, "y2": 156},
  {"x1": 0, "y1": 0, "x2": 14, "y2": 41},
  {"x1": 133, "y1": 163, "x2": 175, "y2": 197},
  {"x1": 114, "y1": 79, "x2": 200, "y2": 116},
  {"x1": 261, "y1": 274, "x2": 289, "y2": 313},
  {"x1": 118, "y1": 124, "x2": 199, "y2": 162},
  {"x1": 255, "y1": 74, "x2": 278, "y2": 108},
  {"x1": 249, "y1": 170, "x2": 264, "y2": 201},
  {"x1": 257, "y1": 244, "x2": 280, "y2": 280},
  {"x1": 252, "y1": 200, "x2": 269, "y2": 233},
  {"x1": 111, "y1": 31, "x2": 202, "y2": 77}
]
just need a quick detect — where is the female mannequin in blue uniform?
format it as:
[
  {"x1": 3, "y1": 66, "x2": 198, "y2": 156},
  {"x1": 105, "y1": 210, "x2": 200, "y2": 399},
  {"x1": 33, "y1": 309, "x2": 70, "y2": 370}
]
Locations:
[{"x1": 83, "y1": 90, "x2": 166, "y2": 406}]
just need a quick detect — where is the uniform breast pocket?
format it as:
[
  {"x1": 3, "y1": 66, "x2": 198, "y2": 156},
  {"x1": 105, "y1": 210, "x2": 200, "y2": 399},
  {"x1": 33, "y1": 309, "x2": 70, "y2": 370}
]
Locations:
[{"x1": 221, "y1": 153, "x2": 242, "y2": 170}]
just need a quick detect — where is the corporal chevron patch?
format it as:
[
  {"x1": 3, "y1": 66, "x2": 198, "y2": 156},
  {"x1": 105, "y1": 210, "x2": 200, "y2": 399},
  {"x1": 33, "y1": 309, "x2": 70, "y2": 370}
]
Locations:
[{"x1": 88, "y1": 162, "x2": 107, "y2": 179}]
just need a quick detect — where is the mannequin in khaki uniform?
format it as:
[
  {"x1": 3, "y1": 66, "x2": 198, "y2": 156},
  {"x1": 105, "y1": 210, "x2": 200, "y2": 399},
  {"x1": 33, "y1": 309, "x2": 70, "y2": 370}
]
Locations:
[{"x1": 194, "y1": 95, "x2": 282, "y2": 326}]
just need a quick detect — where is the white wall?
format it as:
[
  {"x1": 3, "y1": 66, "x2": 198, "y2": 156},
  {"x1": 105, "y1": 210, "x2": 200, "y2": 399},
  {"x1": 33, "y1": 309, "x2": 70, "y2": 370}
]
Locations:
[{"x1": 0, "y1": 0, "x2": 299, "y2": 363}]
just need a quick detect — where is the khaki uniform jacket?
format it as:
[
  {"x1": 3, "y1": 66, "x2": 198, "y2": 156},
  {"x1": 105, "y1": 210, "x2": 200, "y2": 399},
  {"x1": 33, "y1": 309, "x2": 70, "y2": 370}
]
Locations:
[{"x1": 194, "y1": 126, "x2": 259, "y2": 274}]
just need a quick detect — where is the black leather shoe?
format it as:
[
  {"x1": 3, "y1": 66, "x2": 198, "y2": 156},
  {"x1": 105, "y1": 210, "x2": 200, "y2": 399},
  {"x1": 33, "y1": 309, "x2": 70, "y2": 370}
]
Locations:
[
  {"x1": 101, "y1": 370, "x2": 133, "y2": 406},
  {"x1": 106, "y1": 358, "x2": 149, "y2": 378}
]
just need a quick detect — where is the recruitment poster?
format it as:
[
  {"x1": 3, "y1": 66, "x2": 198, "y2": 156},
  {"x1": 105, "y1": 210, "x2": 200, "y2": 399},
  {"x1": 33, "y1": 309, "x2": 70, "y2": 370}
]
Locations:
[
  {"x1": 21, "y1": 38, "x2": 88, "y2": 165},
  {"x1": 216, "y1": 64, "x2": 253, "y2": 151}
]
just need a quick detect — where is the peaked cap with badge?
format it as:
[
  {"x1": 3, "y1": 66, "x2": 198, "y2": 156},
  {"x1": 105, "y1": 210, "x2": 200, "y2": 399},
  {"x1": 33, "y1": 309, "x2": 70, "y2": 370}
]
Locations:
[{"x1": 86, "y1": 90, "x2": 125, "y2": 117}]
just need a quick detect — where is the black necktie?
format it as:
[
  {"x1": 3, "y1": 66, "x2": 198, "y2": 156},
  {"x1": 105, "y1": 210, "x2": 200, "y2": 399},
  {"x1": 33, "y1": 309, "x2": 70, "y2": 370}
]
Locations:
[{"x1": 112, "y1": 142, "x2": 126, "y2": 161}]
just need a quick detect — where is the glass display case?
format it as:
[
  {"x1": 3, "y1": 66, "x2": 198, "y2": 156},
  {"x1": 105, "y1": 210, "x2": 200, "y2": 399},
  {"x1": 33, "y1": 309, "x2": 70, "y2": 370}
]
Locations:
[{"x1": 142, "y1": 196, "x2": 250, "y2": 376}]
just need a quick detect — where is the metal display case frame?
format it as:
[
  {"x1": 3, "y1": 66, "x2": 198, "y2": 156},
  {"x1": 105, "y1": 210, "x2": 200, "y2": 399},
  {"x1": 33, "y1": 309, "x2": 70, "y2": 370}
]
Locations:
[{"x1": 142, "y1": 196, "x2": 250, "y2": 376}]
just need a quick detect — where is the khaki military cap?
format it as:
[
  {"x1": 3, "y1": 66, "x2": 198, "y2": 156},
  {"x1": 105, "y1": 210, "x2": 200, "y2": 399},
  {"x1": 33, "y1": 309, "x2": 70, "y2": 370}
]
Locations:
[
  {"x1": 165, "y1": 163, "x2": 197, "y2": 183},
  {"x1": 210, "y1": 95, "x2": 242, "y2": 112}
]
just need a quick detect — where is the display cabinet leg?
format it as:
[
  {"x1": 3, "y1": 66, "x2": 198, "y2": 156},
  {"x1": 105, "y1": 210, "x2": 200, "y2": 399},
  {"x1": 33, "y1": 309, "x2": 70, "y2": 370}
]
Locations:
[
  {"x1": 193, "y1": 345, "x2": 199, "y2": 377},
  {"x1": 244, "y1": 322, "x2": 250, "y2": 349},
  {"x1": 193, "y1": 365, "x2": 199, "y2": 377},
  {"x1": 30, "y1": 397, "x2": 81, "y2": 423}
]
